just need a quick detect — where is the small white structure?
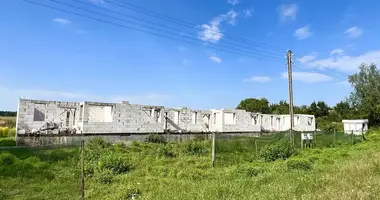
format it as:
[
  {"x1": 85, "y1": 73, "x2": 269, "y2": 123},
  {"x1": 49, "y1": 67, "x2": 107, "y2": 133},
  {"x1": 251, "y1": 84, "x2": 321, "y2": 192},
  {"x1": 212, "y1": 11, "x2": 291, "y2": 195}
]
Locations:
[{"x1": 342, "y1": 119, "x2": 368, "y2": 135}]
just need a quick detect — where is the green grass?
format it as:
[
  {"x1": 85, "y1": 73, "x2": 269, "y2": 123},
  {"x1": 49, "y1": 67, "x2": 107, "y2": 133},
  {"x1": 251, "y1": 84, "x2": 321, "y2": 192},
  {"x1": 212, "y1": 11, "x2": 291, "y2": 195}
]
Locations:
[
  {"x1": 1, "y1": 130, "x2": 379, "y2": 200},
  {"x1": 0, "y1": 137, "x2": 16, "y2": 146}
]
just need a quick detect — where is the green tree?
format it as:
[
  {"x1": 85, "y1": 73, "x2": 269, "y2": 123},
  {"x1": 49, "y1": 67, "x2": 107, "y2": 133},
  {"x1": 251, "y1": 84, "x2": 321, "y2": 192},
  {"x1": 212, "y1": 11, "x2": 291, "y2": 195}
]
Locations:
[
  {"x1": 270, "y1": 100, "x2": 289, "y2": 114},
  {"x1": 309, "y1": 101, "x2": 329, "y2": 118},
  {"x1": 334, "y1": 100, "x2": 352, "y2": 119},
  {"x1": 237, "y1": 98, "x2": 270, "y2": 113},
  {"x1": 348, "y1": 63, "x2": 380, "y2": 126},
  {"x1": 294, "y1": 105, "x2": 310, "y2": 114}
]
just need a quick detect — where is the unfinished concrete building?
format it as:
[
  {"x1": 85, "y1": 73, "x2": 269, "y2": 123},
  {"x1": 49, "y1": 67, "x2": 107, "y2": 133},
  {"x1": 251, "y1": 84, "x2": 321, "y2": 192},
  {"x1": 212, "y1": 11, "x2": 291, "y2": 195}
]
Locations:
[{"x1": 16, "y1": 98, "x2": 315, "y2": 136}]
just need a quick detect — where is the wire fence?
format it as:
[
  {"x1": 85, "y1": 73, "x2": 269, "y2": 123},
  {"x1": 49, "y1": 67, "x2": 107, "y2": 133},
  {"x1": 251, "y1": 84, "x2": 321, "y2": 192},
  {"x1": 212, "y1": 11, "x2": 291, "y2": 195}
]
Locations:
[{"x1": 210, "y1": 130, "x2": 366, "y2": 167}]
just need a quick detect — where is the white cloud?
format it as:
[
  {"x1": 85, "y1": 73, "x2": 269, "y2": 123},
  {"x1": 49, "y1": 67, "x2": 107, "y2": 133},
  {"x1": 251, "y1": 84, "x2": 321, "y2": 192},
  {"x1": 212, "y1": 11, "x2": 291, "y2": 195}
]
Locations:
[
  {"x1": 281, "y1": 72, "x2": 332, "y2": 83},
  {"x1": 198, "y1": 10, "x2": 238, "y2": 43},
  {"x1": 243, "y1": 76, "x2": 272, "y2": 83},
  {"x1": 87, "y1": 0, "x2": 105, "y2": 5},
  {"x1": 330, "y1": 48, "x2": 344, "y2": 55},
  {"x1": 227, "y1": 0, "x2": 239, "y2": 6},
  {"x1": 294, "y1": 25, "x2": 312, "y2": 39},
  {"x1": 226, "y1": 10, "x2": 238, "y2": 25},
  {"x1": 243, "y1": 8, "x2": 253, "y2": 18},
  {"x1": 278, "y1": 4, "x2": 298, "y2": 21},
  {"x1": 299, "y1": 55, "x2": 317, "y2": 63},
  {"x1": 209, "y1": 56, "x2": 222, "y2": 63},
  {"x1": 302, "y1": 50, "x2": 380, "y2": 73},
  {"x1": 53, "y1": 18, "x2": 71, "y2": 25},
  {"x1": 345, "y1": 26, "x2": 362, "y2": 38}
]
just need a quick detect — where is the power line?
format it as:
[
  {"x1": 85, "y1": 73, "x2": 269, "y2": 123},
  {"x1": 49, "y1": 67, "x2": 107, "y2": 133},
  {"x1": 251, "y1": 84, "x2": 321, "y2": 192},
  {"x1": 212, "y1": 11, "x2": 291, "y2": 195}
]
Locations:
[
  {"x1": 21, "y1": 0, "x2": 285, "y2": 63},
  {"x1": 107, "y1": 0, "x2": 286, "y2": 53},
  {"x1": 46, "y1": 0, "x2": 284, "y2": 61},
  {"x1": 65, "y1": 0, "x2": 284, "y2": 58}
]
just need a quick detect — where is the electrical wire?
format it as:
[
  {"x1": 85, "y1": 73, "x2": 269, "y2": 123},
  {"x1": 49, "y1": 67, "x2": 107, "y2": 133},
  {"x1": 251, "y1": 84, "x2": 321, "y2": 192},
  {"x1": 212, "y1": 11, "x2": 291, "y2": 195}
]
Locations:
[
  {"x1": 61, "y1": 0, "x2": 285, "y2": 58},
  {"x1": 21, "y1": 0, "x2": 286, "y2": 63},
  {"x1": 107, "y1": 0, "x2": 286, "y2": 53}
]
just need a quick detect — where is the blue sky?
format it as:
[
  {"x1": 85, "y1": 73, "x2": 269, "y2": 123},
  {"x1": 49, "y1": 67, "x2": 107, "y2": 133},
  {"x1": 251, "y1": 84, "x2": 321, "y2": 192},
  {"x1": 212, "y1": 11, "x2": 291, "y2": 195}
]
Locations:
[{"x1": 2, "y1": 0, "x2": 380, "y2": 111}]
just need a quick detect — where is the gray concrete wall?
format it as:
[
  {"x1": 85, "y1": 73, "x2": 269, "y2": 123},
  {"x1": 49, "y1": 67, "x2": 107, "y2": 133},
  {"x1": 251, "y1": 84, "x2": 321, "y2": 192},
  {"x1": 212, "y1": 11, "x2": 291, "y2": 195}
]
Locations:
[
  {"x1": 16, "y1": 99, "x2": 80, "y2": 133},
  {"x1": 16, "y1": 99, "x2": 315, "y2": 136}
]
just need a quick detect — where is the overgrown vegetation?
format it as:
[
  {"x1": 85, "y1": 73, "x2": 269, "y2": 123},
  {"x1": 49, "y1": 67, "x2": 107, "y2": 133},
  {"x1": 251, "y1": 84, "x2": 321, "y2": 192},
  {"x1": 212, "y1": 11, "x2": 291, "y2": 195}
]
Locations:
[
  {"x1": 0, "y1": 127, "x2": 16, "y2": 137},
  {"x1": 1, "y1": 130, "x2": 379, "y2": 199},
  {"x1": 259, "y1": 141, "x2": 295, "y2": 162}
]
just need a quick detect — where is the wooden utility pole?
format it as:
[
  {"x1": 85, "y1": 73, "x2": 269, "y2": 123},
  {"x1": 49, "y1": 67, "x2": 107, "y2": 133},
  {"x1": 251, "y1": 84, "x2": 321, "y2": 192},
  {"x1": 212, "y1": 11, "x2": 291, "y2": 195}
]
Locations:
[
  {"x1": 81, "y1": 140, "x2": 85, "y2": 200},
  {"x1": 287, "y1": 50, "x2": 294, "y2": 145}
]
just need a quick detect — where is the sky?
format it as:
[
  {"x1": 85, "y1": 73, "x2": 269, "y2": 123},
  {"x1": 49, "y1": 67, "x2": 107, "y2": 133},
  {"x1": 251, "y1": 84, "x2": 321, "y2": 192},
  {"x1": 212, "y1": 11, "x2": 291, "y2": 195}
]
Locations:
[{"x1": 2, "y1": 0, "x2": 380, "y2": 111}]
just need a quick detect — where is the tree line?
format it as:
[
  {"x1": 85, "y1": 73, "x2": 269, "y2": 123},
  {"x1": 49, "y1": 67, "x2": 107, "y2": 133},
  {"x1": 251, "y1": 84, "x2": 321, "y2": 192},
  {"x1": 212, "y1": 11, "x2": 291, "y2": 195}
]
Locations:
[
  {"x1": 237, "y1": 63, "x2": 380, "y2": 132},
  {"x1": 0, "y1": 111, "x2": 17, "y2": 117}
]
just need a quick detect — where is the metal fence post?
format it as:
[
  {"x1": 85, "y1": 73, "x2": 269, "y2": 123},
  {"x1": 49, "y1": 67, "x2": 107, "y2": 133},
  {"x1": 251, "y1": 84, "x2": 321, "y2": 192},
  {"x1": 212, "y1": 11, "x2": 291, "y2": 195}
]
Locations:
[{"x1": 211, "y1": 132, "x2": 215, "y2": 168}]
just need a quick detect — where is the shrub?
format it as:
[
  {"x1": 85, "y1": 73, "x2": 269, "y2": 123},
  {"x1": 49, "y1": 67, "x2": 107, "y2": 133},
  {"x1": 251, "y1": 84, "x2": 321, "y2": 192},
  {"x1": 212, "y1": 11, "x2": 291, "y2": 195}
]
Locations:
[
  {"x1": 259, "y1": 141, "x2": 296, "y2": 162},
  {"x1": 85, "y1": 138, "x2": 112, "y2": 162},
  {"x1": 98, "y1": 152, "x2": 132, "y2": 174},
  {"x1": 86, "y1": 137, "x2": 111, "y2": 150},
  {"x1": 96, "y1": 169, "x2": 114, "y2": 184},
  {"x1": 0, "y1": 127, "x2": 8, "y2": 137},
  {"x1": 156, "y1": 145, "x2": 175, "y2": 158},
  {"x1": 0, "y1": 137, "x2": 16, "y2": 146},
  {"x1": 286, "y1": 158, "x2": 312, "y2": 171},
  {"x1": 233, "y1": 165, "x2": 263, "y2": 177},
  {"x1": 183, "y1": 141, "x2": 209, "y2": 156},
  {"x1": 7, "y1": 128, "x2": 16, "y2": 137},
  {"x1": 145, "y1": 134, "x2": 167, "y2": 144},
  {"x1": 0, "y1": 153, "x2": 16, "y2": 165}
]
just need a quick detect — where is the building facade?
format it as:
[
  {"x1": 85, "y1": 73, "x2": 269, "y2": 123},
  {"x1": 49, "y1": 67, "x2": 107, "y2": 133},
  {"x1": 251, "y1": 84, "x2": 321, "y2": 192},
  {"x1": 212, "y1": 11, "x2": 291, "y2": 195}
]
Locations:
[
  {"x1": 342, "y1": 119, "x2": 368, "y2": 135},
  {"x1": 15, "y1": 99, "x2": 316, "y2": 135}
]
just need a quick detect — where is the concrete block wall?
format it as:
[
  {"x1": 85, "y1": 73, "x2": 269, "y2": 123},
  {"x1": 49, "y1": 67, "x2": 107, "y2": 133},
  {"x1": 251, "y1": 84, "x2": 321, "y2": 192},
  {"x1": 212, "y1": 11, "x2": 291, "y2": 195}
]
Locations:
[
  {"x1": 16, "y1": 99, "x2": 80, "y2": 134},
  {"x1": 220, "y1": 109, "x2": 261, "y2": 132},
  {"x1": 163, "y1": 108, "x2": 211, "y2": 132},
  {"x1": 16, "y1": 98, "x2": 316, "y2": 135},
  {"x1": 208, "y1": 109, "x2": 315, "y2": 133}
]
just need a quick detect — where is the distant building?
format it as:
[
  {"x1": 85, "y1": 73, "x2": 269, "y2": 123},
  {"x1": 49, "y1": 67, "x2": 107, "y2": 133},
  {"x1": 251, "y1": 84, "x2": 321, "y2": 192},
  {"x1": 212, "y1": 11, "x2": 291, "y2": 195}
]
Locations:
[{"x1": 342, "y1": 119, "x2": 368, "y2": 135}]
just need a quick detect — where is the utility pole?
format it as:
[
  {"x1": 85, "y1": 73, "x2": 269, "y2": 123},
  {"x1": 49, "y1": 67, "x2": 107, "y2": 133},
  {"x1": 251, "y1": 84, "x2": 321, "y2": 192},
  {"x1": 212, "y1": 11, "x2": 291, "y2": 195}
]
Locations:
[
  {"x1": 287, "y1": 50, "x2": 294, "y2": 145},
  {"x1": 81, "y1": 140, "x2": 85, "y2": 200}
]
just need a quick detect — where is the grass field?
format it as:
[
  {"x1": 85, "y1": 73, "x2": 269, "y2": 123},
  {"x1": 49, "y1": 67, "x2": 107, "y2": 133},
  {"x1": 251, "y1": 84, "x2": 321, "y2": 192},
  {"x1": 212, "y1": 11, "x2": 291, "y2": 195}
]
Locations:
[
  {"x1": 1, "y1": 131, "x2": 379, "y2": 200},
  {"x1": 0, "y1": 116, "x2": 16, "y2": 121},
  {"x1": 0, "y1": 116, "x2": 16, "y2": 128}
]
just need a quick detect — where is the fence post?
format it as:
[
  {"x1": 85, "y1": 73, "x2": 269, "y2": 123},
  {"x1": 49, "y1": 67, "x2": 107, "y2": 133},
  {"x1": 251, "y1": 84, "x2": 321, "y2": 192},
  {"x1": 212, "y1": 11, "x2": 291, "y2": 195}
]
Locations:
[
  {"x1": 81, "y1": 140, "x2": 85, "y2": 200},
  {"x1": 351, "y1": 130, "x2": 354, "y2": 144},
  {"x1": 334, "y1": 129, "x2": 336, "y2": 143},
  {"x1": 361, "y1": 126, "x2": 366, "y2": 141},
  {"x1": 255, "y1": 138, "x2": 258, "y2": 157},
  {"x1": 314, "y1": 130, "x2": 317, "y2": 147},
  {"x1": 211, "y1": 132, "x2": 215, "y2": 168}
]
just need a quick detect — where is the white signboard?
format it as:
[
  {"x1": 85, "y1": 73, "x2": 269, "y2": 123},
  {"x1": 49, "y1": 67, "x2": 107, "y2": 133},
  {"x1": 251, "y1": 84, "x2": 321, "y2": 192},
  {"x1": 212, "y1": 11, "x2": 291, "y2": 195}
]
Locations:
[
  {"x1": 301, "y1": 133, "x2": 307, "y2": 140},
  {"x1": 307, "y1": 133, "x2": 313, "y2": 140}
]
